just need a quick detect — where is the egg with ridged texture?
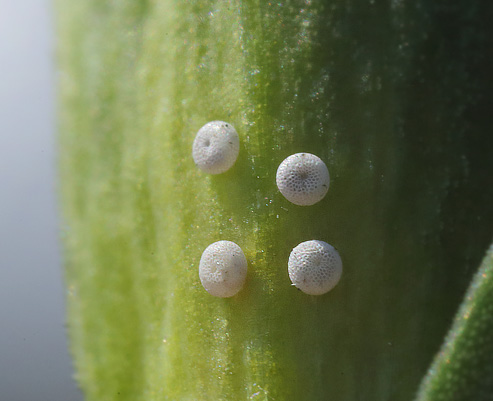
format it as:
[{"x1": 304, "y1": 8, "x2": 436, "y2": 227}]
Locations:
[
  {"x1": 192, "y1": 121, "x2": 240, "y2": 174},
  {"x1": 276, "y1": 153, "x2": 330, "y2": 206},
  {"x1": 288, "y1": 240, "x2": 342, "y2": 295},
  {"x1": 199, "y1": 241, "x2": 247, "y2": 298}
]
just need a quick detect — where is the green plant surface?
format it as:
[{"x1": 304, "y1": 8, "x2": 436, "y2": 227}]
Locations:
[
  {"x1": 57, "y1": 0, "x2": 493, "y2": 400},
  {"x1": 416, "y1": 244, "x2": 493, "y2": 401}
]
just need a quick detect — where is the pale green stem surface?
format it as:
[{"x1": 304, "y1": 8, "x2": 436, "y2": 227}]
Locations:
[{"x1": 57, "y1": 1, "x2": 493, "y2": 400}]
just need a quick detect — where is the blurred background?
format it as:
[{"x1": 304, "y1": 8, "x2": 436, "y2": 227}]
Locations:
[{"x1": 0, "y1": 1, "x2": 83, "y2": 399}]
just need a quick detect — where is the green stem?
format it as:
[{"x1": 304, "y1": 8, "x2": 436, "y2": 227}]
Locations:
[{"x1": 58, "y1": 1, "x2": 493, "y2": 400}]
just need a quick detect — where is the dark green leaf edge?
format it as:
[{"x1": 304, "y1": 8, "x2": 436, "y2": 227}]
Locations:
[{"x1": 416, "y1": 242, "x2": 493, "y2": 401}]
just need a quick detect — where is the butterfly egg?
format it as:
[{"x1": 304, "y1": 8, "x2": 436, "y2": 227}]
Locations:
[
  {"x1": 276, "y1": 153, "x2": 330, "y2": 206},
  {"x1": 192, "y1": 121, "x2": 240, "y2": 174},
  {"x1": 288, "y1": 240, "x2": 342, "y2": 295},
  {"x1": 199, "y1": 240, "x2": 248, "y2": 298}
]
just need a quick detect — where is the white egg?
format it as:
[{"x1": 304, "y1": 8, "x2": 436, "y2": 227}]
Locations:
[
  {"x1": 199, "y1": 240, "x2": 247, "y2": 298},
  {"x1": 288, "y1": 240, "x2": 342, "y2": 295},
  {"x1": 276, "y1": 153, "x2": 330, "y2": 206},
  {"x1": 192, "y1": 121, "x2": 240, "y2": 174}
]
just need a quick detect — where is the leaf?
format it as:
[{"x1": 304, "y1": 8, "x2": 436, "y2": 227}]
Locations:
[
  {"x1": 57, "y1": 0, "x2": 493, "y2": 400},
  {"x1": 416, "y1": 244, "x2": 493, "y2": 401}
]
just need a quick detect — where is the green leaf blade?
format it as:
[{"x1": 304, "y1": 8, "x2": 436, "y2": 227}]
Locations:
[
  {"x1": 57, "y1": 1, "x2": 493, "y2": 400},
  {"x1": 417, "y1": 244, "x2": 493, "y2": 401}
]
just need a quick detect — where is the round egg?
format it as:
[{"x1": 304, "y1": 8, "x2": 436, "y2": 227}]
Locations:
[
  {"x1": 199, "y1": 240, "x2": 247, "y2": 297},
  {"x1": 192, "y1": 121, "x2": 240, "y2": 174}
]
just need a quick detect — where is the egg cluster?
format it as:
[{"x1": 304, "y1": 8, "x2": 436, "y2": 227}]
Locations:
[{"x1": 192, "y1": 121, "x2": 342, "y2": 297}]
